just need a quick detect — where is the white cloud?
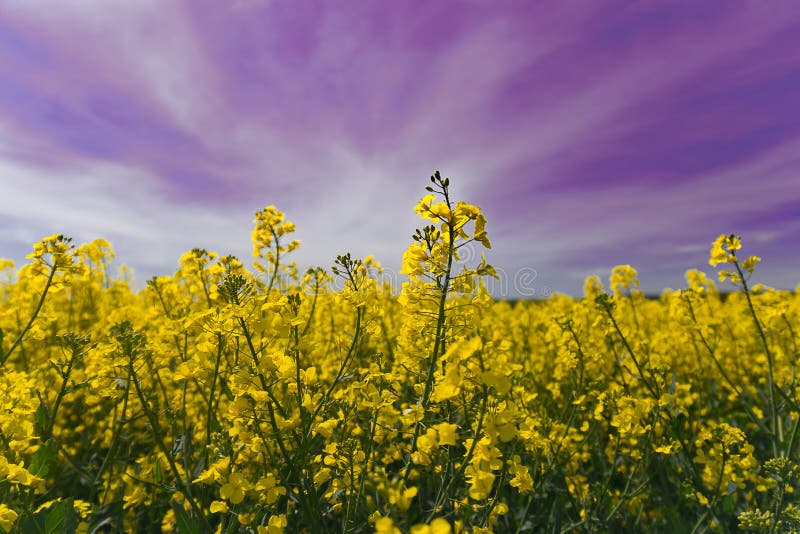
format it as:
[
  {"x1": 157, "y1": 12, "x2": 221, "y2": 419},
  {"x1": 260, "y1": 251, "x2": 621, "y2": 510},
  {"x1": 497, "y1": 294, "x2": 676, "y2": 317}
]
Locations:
[
  {"x1": 3, "y1": 0, "x2": 221, "y2": 138},
  {"x1": 0, "y1": 154, "x2": 253, "y2": 277}
]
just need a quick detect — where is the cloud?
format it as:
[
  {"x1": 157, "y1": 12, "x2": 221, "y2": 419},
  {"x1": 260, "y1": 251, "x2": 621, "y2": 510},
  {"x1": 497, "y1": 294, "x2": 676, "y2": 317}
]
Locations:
[
  {"x1": 2, "y1": 0, "x2": 221, "y2": 136},
  {"x1": 0, "y1": 154, "x2": 252, "y2": 280},
  {"x1": 0, "y1": 1, "x2": 798, "y2": 295}
]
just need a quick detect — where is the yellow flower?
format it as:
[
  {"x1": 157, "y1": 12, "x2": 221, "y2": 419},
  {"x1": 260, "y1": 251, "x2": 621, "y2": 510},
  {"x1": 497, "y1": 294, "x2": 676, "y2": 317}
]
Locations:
[
  {"x1": 709, "y1": 233, "x2": 741, "y2": 266},
  {"x1": 257, "y1": 514, "x2": 287, "y2": 534},
  {"x1": 610, "y1": 264, "x2": 639, "y2": 294},
  {"x1": 221, "y1": 472, "x2": 249, "y2": 504},
  {"x1": 374, "y1": 516, "x2": 402, "y2": 534},
  {"x1": 508, "y1": 455, "x2": 533, "y2": 494},
  {"x1": 210, "y1": 501, "x2": 229, "y2": 514},
  {"x1": 414, "y1": 194, "x2": 452, "y2": 222},
  {"x1": 741, "y1": 255, "x2": 761, "y2": 275},
  {"x1": 417, "y1": 428, "x2": 439, "y2": 454},
  {"x1": 709, "y1": 235, "x2": 727, "y2": 266},
  {"x1": 410, "y1": 518, "x2": 451, "y2": 534},
  {"x1": 435, "y1": 422, "x2": 459, "y2": 446},
  {"x1": 465, "y1": 465, "x2": 495, "y2": 500},
  {"x1": 433, "y1": 363, "x2": 461, "y2": 401},
  {"x1": 654, "y1": 443, "x2": 676, "y2": 454},
  {"x1": 473, "y1": 212, "x2": 491, "y2": 248},
  {"x1": 480, "y1": 370, "x2": 511, "y2": 396},
  {"x1": 6, "y1": 462, "x2": 37, "y2": 486},
  {"x1": 0, "y1": 504, "x2": 18, "y2": 532},
  {"x1": 193, "y1": 457, "x2": 230, "y2": 485},
  {"x1": 583, "y1": 275, "x2": 604, "y2": 300},
  {"x1": 34, "y1": 499, "x2": 63, "y2": 513},
  {"x1": 316, "y1": 419, "x2": 339, "y2": 439},
  {"x1": 388, "y1": 486, "x2": 417, "y2": 512},
  {"x1": 401, "y1": 244, "x2": 428, "y2": 276},
  {"x1": 255, "y1": 473, "x2": 286, "y2": 505}
]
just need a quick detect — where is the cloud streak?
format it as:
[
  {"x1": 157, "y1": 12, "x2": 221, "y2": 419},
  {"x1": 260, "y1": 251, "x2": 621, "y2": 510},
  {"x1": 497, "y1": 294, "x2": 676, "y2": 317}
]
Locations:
[{"x1": 0, "y1": 1, "x2": 798, "y2": 295}]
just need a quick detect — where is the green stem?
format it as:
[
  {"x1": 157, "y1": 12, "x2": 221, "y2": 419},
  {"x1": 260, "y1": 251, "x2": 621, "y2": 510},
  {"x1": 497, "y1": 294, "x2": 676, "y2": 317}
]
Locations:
[
  {"x1": 734, "y1": 259, "x2": 782, "y2": 457},
  {"x1": 42, "y1": 347, "x2": 79, "y2": 441},
  {"x1": 206, "y1": 334, "x2": 225, "y2": 447},
  {"x1": 128, "y1": 361, "x2": 213, "y2": 533},
  {"x1": 404, "y1": 208, "x2": 456, "y2": 482},
  {"x1": 95, "y1": 371, "x2": 131, "y2": 505},
  {"x1": 1, "y1": 262, "x2": 58, "y2": 365},
  {"x1": 603, "y1": 301, "x2": 660, "y2": 401},
  {"x1": 425, "y1": 384, "x2": 490, "y2": 518},
  {"x1": 308, "y1": 308, "x2": 363, "y2": 437}
]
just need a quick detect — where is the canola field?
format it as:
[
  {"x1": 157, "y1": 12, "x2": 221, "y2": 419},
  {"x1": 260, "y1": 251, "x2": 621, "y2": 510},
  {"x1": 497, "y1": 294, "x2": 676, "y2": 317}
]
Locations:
[{"x1": 0, "y1": 174, "x2": 798, "y2": 533}]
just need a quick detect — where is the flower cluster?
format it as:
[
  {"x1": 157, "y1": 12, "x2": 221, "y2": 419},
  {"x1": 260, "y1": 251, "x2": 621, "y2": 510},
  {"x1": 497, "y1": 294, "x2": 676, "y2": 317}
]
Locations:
[{"x1": 0, "y1": 177, "x2": 797, "y2": 533}]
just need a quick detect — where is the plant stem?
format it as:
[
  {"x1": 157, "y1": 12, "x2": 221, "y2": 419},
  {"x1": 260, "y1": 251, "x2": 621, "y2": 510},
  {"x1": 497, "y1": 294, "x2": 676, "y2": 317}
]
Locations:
[{"x1": 1, "y1": 262, "x2": 57, "y2": 365}]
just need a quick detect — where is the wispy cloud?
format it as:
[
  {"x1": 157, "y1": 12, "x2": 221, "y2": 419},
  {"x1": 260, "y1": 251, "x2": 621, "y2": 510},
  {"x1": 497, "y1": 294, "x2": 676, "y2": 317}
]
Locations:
[{"x1": 0, "y1": 1, "x2": 798, "y2": 295}]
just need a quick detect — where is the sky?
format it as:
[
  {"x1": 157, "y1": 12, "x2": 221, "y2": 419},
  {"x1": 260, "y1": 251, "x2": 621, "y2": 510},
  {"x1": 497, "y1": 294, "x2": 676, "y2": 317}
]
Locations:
[{"x1": 0, "y1": 1, "x2": 798, "y2": 298}]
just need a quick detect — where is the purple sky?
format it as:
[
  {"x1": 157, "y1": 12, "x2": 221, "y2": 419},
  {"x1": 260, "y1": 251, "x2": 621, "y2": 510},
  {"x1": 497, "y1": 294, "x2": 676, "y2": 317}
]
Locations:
[{"x1": 1, "y1": 1, "x2": 798, "y2": 297}]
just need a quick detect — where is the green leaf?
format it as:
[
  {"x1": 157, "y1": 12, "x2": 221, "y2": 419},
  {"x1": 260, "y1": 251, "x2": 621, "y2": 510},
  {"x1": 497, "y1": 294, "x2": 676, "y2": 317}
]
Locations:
[
  {"x1": 29, "y1": 439, "x2": 56, "y2": 478},
  {"x1": 44, "y1": 498, "x2": 78, "y2": 534},
  {"x1": 65, "y1": 380, "x2": 89, "y2": 395},
  {"x1": 86, "y1": 502, "x2": 122, "y2": 534},
  {"x1": 19, "y1": 498, "x2": 78, "y2": 534},
  {"x1": 35, "y1": 402, "x2": 50, "y2": 437},
  {"x1": 154, "y1": 457, "x2": 163, "y2": 484},
  {"x1": 171, "y1": 501, "x2": 201, "y2": 534},
  {"x1": 721, "y1": 493, "x2": 736, "y2": 514},
  {"x1": 49, "y1": 359, "x2": 65, "y2": 378}
]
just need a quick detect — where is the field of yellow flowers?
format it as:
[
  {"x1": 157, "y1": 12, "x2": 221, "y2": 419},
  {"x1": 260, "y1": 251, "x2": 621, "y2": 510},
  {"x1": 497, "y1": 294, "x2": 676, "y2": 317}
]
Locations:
[{"x1": 1, "y1": 173, "x2": 798, "y2": 533}]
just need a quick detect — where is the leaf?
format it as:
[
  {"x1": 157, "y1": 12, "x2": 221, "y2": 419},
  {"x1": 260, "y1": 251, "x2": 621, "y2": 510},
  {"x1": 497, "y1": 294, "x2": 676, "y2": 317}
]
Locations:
[
  {"x1": 35, "y1": 402, "x2": 50, "y2": 437},
  {"x1": 29, "y1": 439, "x2": 56, "y2": 478},
  {"x1": 65, "y1": 381, "x2": 89, "y2": 395},
  {"x1": 171, "y1": 501, "x2": 200, "y2": 534},
  {"x1": 192, "y1": 455, "x2": 207, "y2": 480},
  {"x1": 87, "y1": 516, "x2": 114, "y2": 534},
  {"x1": 87, "y1": 502, "x2": 123, "y2": 534},
  {"x1": 20, "y1": 498, "x2": 78, "y2": 534},
  {"x1": 44, "y1": 498, "x2": 78, "y2": 534},
  {"x1": 154, "y1": 457, "x2": 164, "y2": 484},
  {"x1": 49, "y1": 359, "x2": 65, "y2": 379}
]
